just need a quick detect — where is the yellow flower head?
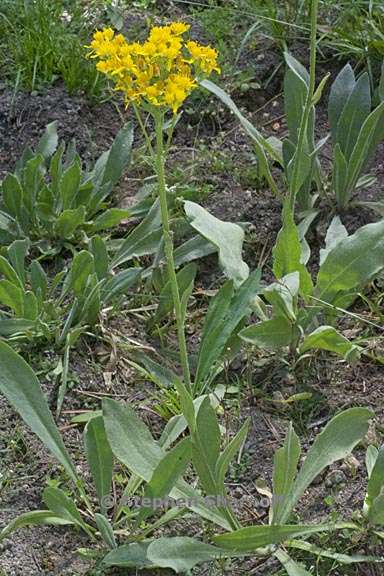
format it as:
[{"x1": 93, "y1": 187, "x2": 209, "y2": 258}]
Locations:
[{"x1": 87, "y1": 22, "x2": 219, "y2": 113}]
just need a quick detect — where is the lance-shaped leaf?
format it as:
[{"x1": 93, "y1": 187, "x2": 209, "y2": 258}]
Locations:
[
  {"x1": 95, "y1": 122, "x2": 134, "y2": 187},
  {"x1": 346, "y1": 101, "x2": 384, "y2": 193},
  {"x1": 240, "y1": 316, "x2": 294, "y2": 349},
  {"x1": 336, "y1": 72, "x2": 371, "y2": 160},
  {"x1": 54, "y1": 206, "x2": 86, "y2": 238},
  {"x1": 328, "y1": 64, "x2": 356, "y2": 140},
  {"x1": 277, "y1": 407, "x2": 373, "y2": 524},
  {"x1": 272, "y1": 423, "x2": 301, "y2": 524},
  {"x1": 95, "y1": 513, "x2": 117, "y2": 549},
  {"x1": 0, "y1": 510, "x2": 72, "y2": 543},
  {"x1": 184, "y1": 200, "x2": 249, "y2": 287},
  {"x1": 139, "y1": 436, "x2": 191, "y2": 523},
  {"x1": 147, "y1": 537, "x2": 230, "y2": 573},
  {"x1": 275, "y1": 549, "x2": 312, "y2": 576},
  {"x1": 0, "y1": 280, "x2": 24, "y2": 316},
  {"x1": 273, "y1": 202, "x2": 313, "y2": 297},
  {"x1": 365, "y1": 446, "x2": 384, "y2": 523},
  {"x1": 112, "y1": 200, "x2": 161, "y2": 268},
  {"x1": 195, "y1": 270, "x2": 261, "y2": 389},
  {"x1": 319, "y1": 216, "x2": 348, "y2": 266},
  {"x1": 286, "y1": 539, "x2": 383, "y2": 565},
  {"x1": 103, "y1": 542, "x2": 153, "y2": 568},
  {"x1": 43, "y1": 487, "x2": 91, "y2": 533},
  {"x1": 0, "y1": 342, "x2": 78, "y2": 483},
  {"x1": 102, "y1": 399, "x2": 232, "y2": 529},
  {"x1": 264, "y1": 272, "x2": 299, "y2": 322},
  {"x1": 36, "y1": 121, "x2": 59, "y2": 159},
  {"x1": 366, "y1": 445, "x2": 379, "y2": 478},
  {"x1": 299, "y1": 326, "x2": 361, "y2": 361},
  {"x1": 150, "y1": 263, "x2": 197, "y2": 327},
  {"x1": 192, "y1": 397, "x2": 221, "y2": 496},
  {"x1": 213, "y1": 522, "x2": 355, "y2": 551},
  {"x1": 315, "y1": 220, "x2": 384, "y2": 307},
  {"x1": 84, "y1": 416, "x2": 113, "y2": 512},
  {"x1": 215, "y1": 418, "x2": 249, "y2": 492}
]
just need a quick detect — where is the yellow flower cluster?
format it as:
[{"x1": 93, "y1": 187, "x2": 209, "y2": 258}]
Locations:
[{"x1": 88, "y1": 23, "x2": 220, "y2": 113}]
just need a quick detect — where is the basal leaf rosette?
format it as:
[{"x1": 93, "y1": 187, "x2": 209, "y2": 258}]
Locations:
[{"x1": 88, "y1": 23, "x2": 220, "y2": 113}]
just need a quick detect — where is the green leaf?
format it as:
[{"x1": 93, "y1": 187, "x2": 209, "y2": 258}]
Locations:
[
  {"x1": 112, "y1": 200, "x2": 161, "y2": 268},
  {"x1": 0, "y1": 279, "x2": 24, "y2": 315},
  {"x1": 214, "y1": 523, "x2": 353, "y2": 551},
  {"x1": 264, "y1": 272, "x2": 299, "y2": 322},
  {"x1": 365, "y1": 446, "x2": 384, "y2": 518},
  {"x1": 147, "y1": 537, "x2": 229, "y2": 573},
  {"x1": 140, "y1": 437, "x2": 191, "y2": 522},
  {"x1": 60, "y1": 161, "x2": 81, "y2": 210},
  {"x1": 0, "y1": 342, "x2": 78, "y2": 483},
  {"x1": 287, "y1": 538, "x2": 383, "y2": 565},
  {"x1": 0, "y1": 510, "x2": 72, "y2": 543},
  {"x1": 328, "y1": 64, "x2": 356, "y2": 140},
  {"x1": 30, "y1": 260, "x2": 48, "y2": 300},
  {"x1": 65, "y1": 250, "x2": 95, "y2": 297},
  {"x1": 151, "y1": 263, "x2": 197, "y2": 327},
  {"x1": 7, "y1": 239, "x2": 29, "y2": 285},
  {"x1": 173, "y1": 235, "x2": 217, "y2": 267},
  {"x1": 284, "y1": 64, "x2": 308, "y2": 143},
  {"x1": 272, "y1": 202, "x2": 313, "y2": 296},
  {"x1": 216, "y1": 419, "x2": 250, "y2": 491},
  {"x1": 346, "y1": 101, "x2": 384, "y2": 193},
  {"x1": 54, "y1": 206, "x2": 86, "y2": 238},
  {"x1": 332, "y1": 144, "x2": 349, "y2": 210},
  {"x1": 336, "y1": 72, "x2": 371, "y2": 160},
  {"x1": 185, "y1": 201, "x2": 248, "y2": 287},
  {"x1": 0, "y1": 318, "x2": 36, "y2": 336},
  {"x1": 312, "y1": 72, "x2": 330, "y2": 106},
  {"x1": 89, "y1": 236, "x2": 109, "y2": 280},
  {"x1": 23, "y1": 291, "x2": 39, "y2": 320},
  {"x1": 43, "y1": 487, "x2": 90, "y2": 531},
  {"x1": 0, "y1": 256, "x2": 23, "y2": 289},
  {"x1": 366, "y1": 445, "x2": 379, "y2": 478},
  {"x1": 84, "y1": 416, "x2": 113, "y2": 511},
  {"x1": 368, "y1": 493, "x2": 384, "y2": 525},
  {"x1": 319, "y1": 216, "x2": 348, "y2": 266},
  {"x1": 1, "y1": 173, "x2": 24, "y2": 220},
  {"x1": 315, "y1": 220, "x2": 384, "y2": 307},
  {"x1": 102, "y1": 399, "x2": 232, "y2": 529},
  {"x1": 277, "y1": 407, "x2": 373, "y2": 523},
  {"x1": 99, "y1": 122, "x2": 133, "y2": 187},
  {"x1": 95, "y1": 513, "x2": 117, "y2": 549},
  {"x1": 275, "y1": 549, "x2": 312, "y2": 576},
  {"x1": 129, "y1": 350, "x2": 178, "y2": 390},
  {"x1": 103, "y1": 542, "x2": 153, "y2": 568},
  {"x1": 272, "y1": 423, "x2": 301, "y2": 524},
  {"x1": 36, "y1": 121, "x2": 59, "y2": 159},
  {"x1": 102, "y1": 268, "x2": 142, "y2": 304},
  {"x1": 240, "y1": 317, "x2": 294, "y2": 349},
  {"x1": 299, "y1": 326, "x2": 360, "y2": 361},
  {"x1": 192, "y1": 397, "x2": 221, "y2": 495},
  {"x1": 195, "y1": 270, "x2": 261, "y2": 388},
  {"x1": 88, "y1": 208, "x2": 130, "y2": 233}
]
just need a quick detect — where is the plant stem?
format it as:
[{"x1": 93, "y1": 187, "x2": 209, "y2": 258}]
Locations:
[
  {"x1": 288, "y1": 0, "x2": 319, "y2": 210},
  {"x1": 154, "y1": 112, "x2": 192, "y2": 393}
]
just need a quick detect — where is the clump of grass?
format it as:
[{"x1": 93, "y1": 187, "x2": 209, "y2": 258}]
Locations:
[{"x1": 0, "y1": 0, "x2": 105, "y2": 97}]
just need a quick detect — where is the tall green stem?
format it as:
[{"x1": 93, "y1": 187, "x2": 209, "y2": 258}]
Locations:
[
  {"x1": 154, "y1": 112, "x2": 192, "y2": 393},
  {"x1": 288, "y1": 0, "x2": 319, "y2": 210}
]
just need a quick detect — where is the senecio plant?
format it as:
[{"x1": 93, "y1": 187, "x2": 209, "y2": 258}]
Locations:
[{"x1": 88, "y1": 23, "x2": 220, "y2": 394}]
